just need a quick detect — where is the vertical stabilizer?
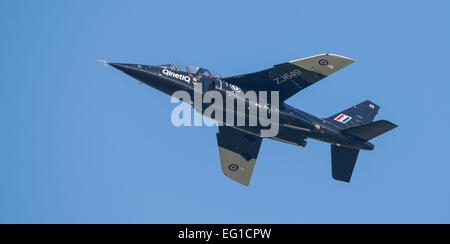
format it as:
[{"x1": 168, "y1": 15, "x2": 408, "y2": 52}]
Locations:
[{"x1": 326, "y1": 100, "x2": 379, "y2": 129}]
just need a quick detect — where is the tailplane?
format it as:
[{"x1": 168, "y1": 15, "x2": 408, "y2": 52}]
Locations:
[
  {"x1": 331, "y1": 145, "x2": 360, "y2": 182},
  {"x1": 341, "y1": 120, "x2": 398, "y2": 141},
  {"x1": 328, "y1": 101, "x2": 397, "y2": 183}
]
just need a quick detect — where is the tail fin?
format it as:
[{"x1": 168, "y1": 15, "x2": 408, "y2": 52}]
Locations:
[
  {"x1": 325, "y1": 100, "x2": 380, "y2": 129},
  {"x1": 341, "y1": 120, "x2": 398, "y2": 141},
  {"x1": 328, "y1": 101, "x2": 398, "y2": 182},
  {"x1": 331, "y1": 145, "x2": 360, "y2": 182}
]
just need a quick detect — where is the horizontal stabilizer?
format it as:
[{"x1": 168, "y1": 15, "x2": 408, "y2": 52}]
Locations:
[
  {"x1": 331, "y1": 145, "x2": 360, "y2": 182},
  {"x1": 342, "y1": 120, "x2": 398, "y2": 141}
]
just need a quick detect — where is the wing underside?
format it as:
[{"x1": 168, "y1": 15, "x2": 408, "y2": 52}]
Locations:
[
  {"x1": 216, "y1": 126, "x2": 263, "y2": 186},
  {"x1": 223, "y1": 54, "x2": 354, "y2": 101}
]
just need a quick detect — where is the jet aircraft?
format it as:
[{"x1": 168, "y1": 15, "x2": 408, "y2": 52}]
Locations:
[{"x1": 103, "y1": 54, "x2": 397, "y2": 186}]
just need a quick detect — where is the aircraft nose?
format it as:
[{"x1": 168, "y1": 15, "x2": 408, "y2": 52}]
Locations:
[
  {"x1": 107, "y1": 62, "x2": 157, "y2": 83},
  {"x1": 108, "y1": 62, "x2": 143, "y2": 73},
  {"x1": 106, "y1": 62, "x2": 177, "y2": 96}
]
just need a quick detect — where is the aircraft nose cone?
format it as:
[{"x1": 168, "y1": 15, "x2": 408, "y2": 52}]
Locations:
[
  {"x1": 108, "y1": 63, "x2": 140, "y2": 72},
  {"x1": 107, "y1": 62, "x2": 155, "y2": 83},
  {"x1": 105, "y1": 61, "x2": 180, "y2": 96}
]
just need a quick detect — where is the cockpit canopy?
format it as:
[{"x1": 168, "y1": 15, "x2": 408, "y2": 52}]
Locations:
[{"x1": 157, "y1": 64, "x2": 218, "y2": 77}]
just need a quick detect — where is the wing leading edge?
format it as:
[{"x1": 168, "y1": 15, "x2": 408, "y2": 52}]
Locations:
[
  {"x1": 223, "y1": 54, "x2": 354, "y2": 101},
  {"x1": 216, "y1": 126, "x2": 263, "y2": 186}
]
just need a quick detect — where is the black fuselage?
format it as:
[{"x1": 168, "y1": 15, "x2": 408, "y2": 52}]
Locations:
[{"x1": 109, "y1": 63, "x2": 374, "y2": 151}]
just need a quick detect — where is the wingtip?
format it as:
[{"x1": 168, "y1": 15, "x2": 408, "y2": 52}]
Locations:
[
  {"x1": 325, "y1": 53, "x2": 356, "y2": 63},
  {"x1": 289, "y1": 53, "x2": 355, "y2": 76}
]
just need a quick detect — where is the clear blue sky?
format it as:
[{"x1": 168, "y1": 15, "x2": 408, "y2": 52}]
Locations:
[{"x1": 1, "y1": 0, "x2": 449, "y2": 223}]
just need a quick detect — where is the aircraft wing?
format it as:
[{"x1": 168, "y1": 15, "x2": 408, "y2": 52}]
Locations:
[
  {"x1": 223, "y1": 54, "x2": 354, "y2": 101},
  {"x1": 216, "y1": 126, "x2": 263, "y2": 186}
]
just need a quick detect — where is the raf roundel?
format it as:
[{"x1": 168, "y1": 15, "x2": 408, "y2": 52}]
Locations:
[
  {"x1": 230, "y1": 84, "x2": 241, "y2": 92},
  {"x1": 228, "y1": 164, "x2": 239, "y2": 172},
  {"x1": 318, "y1": 59, "x2": 329, "y2": 66}
]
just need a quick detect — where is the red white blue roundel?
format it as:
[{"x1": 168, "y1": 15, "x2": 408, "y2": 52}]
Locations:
[
  {"x1": 334, "y1": 114, "x2": 352, "y2": 123},
  {"x1": 228, "y1": 164, "x2": 239, "y2": 172},
  {"x1": 318, "y1": 59, "x2": 329, "y2": 66},
  {"x1": 230, "y1": 84, "x2": 241, "y2": 92}
]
